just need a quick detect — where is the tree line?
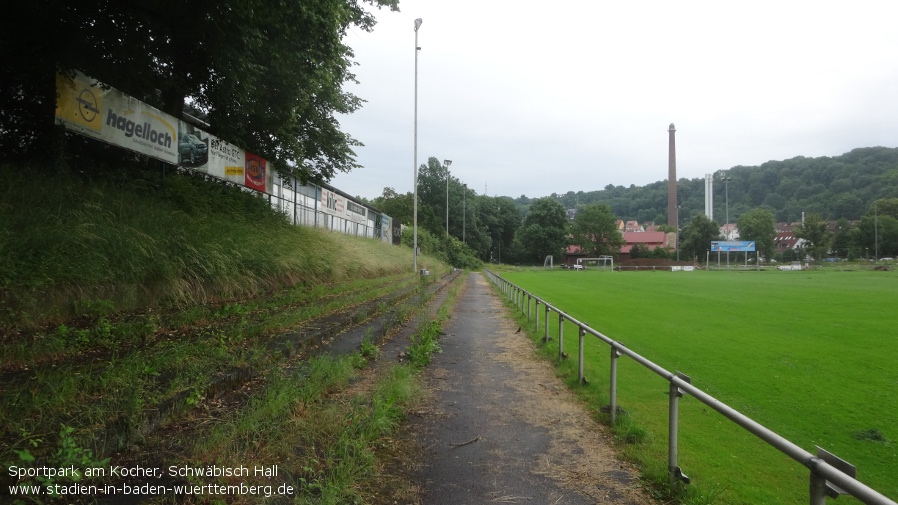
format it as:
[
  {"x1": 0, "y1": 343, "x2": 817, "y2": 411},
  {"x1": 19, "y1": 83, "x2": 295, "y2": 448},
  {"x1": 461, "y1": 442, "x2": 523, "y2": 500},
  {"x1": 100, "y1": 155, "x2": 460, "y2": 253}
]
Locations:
[{"x1": 374, "y1": 151, "x2": 898, "y2": 267}]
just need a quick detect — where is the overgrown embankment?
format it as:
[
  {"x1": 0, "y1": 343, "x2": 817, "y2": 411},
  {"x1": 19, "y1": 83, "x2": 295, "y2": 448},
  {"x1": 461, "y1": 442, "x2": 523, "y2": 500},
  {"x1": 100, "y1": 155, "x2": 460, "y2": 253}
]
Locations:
[
  {"x1": 0, "y1": 162, "x2": 459, "y2": 504},
  {"x1": 0, "y1": 163, "x2": 440, "y2": 328}
]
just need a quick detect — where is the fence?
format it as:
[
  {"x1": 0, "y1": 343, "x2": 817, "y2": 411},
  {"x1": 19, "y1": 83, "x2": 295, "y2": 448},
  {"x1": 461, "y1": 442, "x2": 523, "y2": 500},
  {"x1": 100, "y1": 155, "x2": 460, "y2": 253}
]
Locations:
[{"x1": 483, "y1": 268, "x2": 897, "y2": 505}]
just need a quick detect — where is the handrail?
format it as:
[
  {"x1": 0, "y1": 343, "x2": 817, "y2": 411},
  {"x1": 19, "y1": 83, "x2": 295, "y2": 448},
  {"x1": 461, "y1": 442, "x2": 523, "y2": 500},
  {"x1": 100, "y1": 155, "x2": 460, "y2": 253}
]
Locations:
[{"x1": 483, "y1": 268, "x2": 896, "y2": 505}]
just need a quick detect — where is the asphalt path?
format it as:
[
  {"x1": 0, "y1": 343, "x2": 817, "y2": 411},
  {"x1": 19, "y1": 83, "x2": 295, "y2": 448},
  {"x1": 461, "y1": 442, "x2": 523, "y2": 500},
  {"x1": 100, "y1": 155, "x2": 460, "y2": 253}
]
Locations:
[{"x1": 406, "y1": 272, "x2": 655, "y2": 505}]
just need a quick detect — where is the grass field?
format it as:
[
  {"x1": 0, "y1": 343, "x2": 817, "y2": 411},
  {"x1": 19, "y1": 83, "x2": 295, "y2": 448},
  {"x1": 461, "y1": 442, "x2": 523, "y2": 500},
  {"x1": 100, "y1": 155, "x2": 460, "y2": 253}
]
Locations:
[{"x1": 502, "y1": 268, "x2": 898, "y2": 505}]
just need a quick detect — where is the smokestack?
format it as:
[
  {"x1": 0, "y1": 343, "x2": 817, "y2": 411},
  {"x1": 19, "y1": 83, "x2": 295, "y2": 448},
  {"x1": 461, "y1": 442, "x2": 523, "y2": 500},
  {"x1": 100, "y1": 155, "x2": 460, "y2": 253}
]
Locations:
[{"x1": 668, "y1": 123, "x2": 677, "y2": 228}]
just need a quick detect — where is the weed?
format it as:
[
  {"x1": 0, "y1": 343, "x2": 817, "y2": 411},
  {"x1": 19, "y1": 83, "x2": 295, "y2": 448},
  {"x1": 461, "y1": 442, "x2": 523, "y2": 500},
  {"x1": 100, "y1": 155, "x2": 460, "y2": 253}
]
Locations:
[
  {"x1": 6, "y1": 425, "x2": 110, "y2": 494},
  {"x1": 406, "y1": 320, "x2": 442, "y2": 369},
  {"x1": 613, "y1": 415, "x2": 650, "y2": 445},
  {"x1": 359, "y1": 329, "x2": 380, "y2": 360},
  {"x1": 854, "y1": 428, "x2": 891, "y2": 444}
]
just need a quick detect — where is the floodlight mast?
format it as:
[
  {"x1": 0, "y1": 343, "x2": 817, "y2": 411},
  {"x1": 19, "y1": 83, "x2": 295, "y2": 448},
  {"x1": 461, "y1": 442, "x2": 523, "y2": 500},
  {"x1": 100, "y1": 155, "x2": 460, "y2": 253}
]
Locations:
[
  {"x1": 444, "y1": 159, "x2": 452, "y2": 235},
  {"x1": 413, "y1": 18, "x2": 422, "y2": 272}
]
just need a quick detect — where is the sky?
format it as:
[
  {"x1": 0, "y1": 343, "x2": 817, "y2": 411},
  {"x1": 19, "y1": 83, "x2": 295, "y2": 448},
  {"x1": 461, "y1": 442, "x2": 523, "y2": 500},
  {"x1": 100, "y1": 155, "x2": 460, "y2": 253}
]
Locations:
[{"x1": 330, "y1": 0, "x2": 898, "y2": 201}]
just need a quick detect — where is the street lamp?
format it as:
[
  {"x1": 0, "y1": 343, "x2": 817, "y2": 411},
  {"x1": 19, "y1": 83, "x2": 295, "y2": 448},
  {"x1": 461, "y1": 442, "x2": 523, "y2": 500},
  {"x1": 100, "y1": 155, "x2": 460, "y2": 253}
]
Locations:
[
  {"x1": 444, "y1": 159, "x2": 452, "y2": 235},
  {"x1": 462, "y1": 183, "x2": 467, "y2": 244},
  {"x1": 413, "y1": 18, "x2": 422, "y2": 273}
]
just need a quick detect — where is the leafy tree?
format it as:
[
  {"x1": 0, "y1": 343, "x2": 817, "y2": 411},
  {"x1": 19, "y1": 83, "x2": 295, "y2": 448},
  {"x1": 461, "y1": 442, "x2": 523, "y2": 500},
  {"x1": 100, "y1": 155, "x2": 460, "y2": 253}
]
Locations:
[
  {"x1": 680, "y1": 214, "x2": 721, "y2": 263},
  {"x1": 371, "y1": 187, "x2": 413, "y2": 227},
  {"x1": 629, "y1": 243, "x2": 651, "y2": 259},
  {"x1": 516, "y1": 198, "x2": 569, "y2": 262},
  {"x1": 830, "y1": 218, "x2": 854, "y2": 259},
  {"x1": 854, "y1": 198, "x2": 898, "y2": 258},
  {"x1": 1, "y1": 0, "x2": 398, "y2": 183},
  {"x1": 793, "y1": 213, "x2": 832, "y2": 262},
  {"x1": 736, "y1": 208, "x2": 776, "y2": 262},
  {"x1": 571, "y1": 203, "x2": 624, "y2": 257}
]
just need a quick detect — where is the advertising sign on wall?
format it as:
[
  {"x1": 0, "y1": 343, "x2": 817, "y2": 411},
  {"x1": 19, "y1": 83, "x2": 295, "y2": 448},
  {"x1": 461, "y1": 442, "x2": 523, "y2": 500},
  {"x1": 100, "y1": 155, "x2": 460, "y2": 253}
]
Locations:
[
  {"x1": 55, "y1": 71, "x2": 271, "y2": 194},
  {"x1": 56, "y1": 71, "x2": 179, "y2": 164}
]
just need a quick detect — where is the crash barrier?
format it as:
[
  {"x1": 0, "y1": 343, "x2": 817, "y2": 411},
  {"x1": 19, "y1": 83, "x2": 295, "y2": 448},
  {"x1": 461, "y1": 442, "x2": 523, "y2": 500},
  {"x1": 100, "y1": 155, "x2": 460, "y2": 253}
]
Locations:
[{"x1": 483, "y1": 268, "x2": 897, "y2": 505}]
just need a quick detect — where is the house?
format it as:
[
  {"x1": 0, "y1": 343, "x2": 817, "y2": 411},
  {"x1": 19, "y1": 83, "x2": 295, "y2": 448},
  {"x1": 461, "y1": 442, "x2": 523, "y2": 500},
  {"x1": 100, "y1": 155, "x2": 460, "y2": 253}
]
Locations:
[
  {"x1": 619, "y1": 231, "x2": 671, "y2": 261},
  {"x1": 720, "y1": 223, "x2": 739, "y2": 240}
]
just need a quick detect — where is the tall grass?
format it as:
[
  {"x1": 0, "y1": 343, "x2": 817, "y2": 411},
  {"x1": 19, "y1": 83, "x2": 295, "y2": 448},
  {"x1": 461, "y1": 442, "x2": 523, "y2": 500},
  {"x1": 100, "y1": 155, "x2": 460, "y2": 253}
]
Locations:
[
  {"x1": 504, "y1": 268, "x2": 898, "y2": 504},
  {"x1": 0, "y1": 164, "x2": 437, "y2": 328}
]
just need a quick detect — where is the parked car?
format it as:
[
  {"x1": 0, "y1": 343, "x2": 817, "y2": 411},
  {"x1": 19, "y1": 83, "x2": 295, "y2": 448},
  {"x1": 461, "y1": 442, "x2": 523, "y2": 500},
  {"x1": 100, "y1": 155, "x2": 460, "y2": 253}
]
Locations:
[{"x1": 179, "y1": 133, "x2": 208, "y2": 165}]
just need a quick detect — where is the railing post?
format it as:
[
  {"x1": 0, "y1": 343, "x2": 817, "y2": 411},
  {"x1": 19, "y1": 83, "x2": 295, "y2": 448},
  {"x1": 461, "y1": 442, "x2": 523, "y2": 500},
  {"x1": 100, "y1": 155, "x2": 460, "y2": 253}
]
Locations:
[
  {"x1": 534, "y1": 300, "x2": 540, "y2": 332},
  {"x1": 558, "y1": 314, "x2": 564, "y2": 359},
  {"x1": 543, "y1": 304, "x2": 550, "y2": 343},
  {"x1": 809, "y1": 468, "x2": 827, "y2": 505},
  {"x1": 668, "y1": 372, "x2": 691, "y2": 490},
  {"x1": 578, "y1": 326, "x2": 586, "y2": 384},
  {"x1": 610, "y1": 346, "x2": 620, "y2": 424}
]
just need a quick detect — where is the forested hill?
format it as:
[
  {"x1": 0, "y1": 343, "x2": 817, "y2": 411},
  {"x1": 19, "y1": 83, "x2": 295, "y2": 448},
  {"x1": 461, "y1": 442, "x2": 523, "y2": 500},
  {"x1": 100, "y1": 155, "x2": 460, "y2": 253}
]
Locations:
[{"x1": 517, "y1": 146, "x2": 898, "y2": 224}]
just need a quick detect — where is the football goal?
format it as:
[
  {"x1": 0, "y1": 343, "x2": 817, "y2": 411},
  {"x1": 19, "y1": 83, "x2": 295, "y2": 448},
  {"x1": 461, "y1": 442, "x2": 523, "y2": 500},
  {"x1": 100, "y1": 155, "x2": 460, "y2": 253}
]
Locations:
[{"x1": 577, "y1": 256, "x2": 614, "y2": 270}]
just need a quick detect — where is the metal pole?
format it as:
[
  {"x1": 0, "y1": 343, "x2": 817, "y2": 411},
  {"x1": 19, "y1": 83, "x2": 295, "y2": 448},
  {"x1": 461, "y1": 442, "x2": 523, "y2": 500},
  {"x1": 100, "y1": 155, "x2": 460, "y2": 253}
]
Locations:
[
  {"x1": 668, "y1": 381, "x2": 681, "y2": 489},
  {"x1": 578, "y1": 326, "x2": 585, "y2": 384},
  {"x1": 444, "y1": 159, "x2": 451, "y2": 235},
  {"x1": 413, "y1": 18, "x2": 422, "y2": 273},
  {"x1": 558, "y1": 314, "x2": 564, "y2": 359},
  {"x1": 544, "y1": 304, "x2": 550, "y2": 343},
  {"x1": 810, "y1": 471, "x2": 828, "y2": 505},
  {"x1": 463, "y1": 185, "x2": 466, "y2": 243},
  {"x1": 610, "y1": 346, "x2": 620, "y2": 424},
  {"x1": 535, "y1": 299, "x2": 539, "y2": 332}
]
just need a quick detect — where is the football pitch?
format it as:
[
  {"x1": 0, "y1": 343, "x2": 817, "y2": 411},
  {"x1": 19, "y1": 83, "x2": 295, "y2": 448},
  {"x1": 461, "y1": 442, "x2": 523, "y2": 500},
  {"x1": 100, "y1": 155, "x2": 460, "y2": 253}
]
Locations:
[{"x1": 501, "y1": 268, "x2": 897, "y2": 504}]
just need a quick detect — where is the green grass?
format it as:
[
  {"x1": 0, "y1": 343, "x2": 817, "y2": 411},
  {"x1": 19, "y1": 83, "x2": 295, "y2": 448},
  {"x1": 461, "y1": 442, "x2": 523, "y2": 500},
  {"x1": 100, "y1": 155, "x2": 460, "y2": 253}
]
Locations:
[
  {"x1": 502, "y1": 268, "x2": 898, "y2": 505},
  {"x1": 0, "y1": 165, "x2": 443, "y2": 329}
]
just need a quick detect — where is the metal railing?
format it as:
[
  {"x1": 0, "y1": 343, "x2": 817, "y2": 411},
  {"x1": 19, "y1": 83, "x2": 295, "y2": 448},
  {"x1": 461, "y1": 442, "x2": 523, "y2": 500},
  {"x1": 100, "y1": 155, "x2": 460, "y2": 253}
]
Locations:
[{"x1": 483, "y1": 269, "x2": 896, "y2": 505}]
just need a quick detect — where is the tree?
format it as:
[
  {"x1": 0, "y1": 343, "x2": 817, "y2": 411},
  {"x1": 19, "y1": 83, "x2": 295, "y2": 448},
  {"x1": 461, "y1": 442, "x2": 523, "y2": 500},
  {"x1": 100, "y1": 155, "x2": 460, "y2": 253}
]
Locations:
[
  {"x1": 855, "y1": 198, "x2": 898, "y2": 258},
  {"x1": 516, "y1": 198, "x2": 569, "y2": 262},
  {"x1": 571, "y1": 203, "x2": 624, "y2": 257},
  {"x1": 736, "y1": 208, "x2": 776, "y2": 262},
  {"x1": 793, "y1": 213, "x2": 831, "y2": 263},
  {"x1": 1, "y1": 0, "x2": 398, "y2": 183},
  {"x1": 371, "y1": 187, "x2": 413, "y2": 227},
  {"x1": 680, "y1": 214, "x2": 721, "y2": 262}
]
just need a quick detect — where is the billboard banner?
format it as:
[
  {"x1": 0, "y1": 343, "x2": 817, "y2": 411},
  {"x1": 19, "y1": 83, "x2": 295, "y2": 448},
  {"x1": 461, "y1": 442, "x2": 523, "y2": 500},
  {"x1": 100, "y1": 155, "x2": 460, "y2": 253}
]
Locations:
[
  {"x1": 203, "y1": 134, "x2": 246, "y2": 186},
  {"x1": 56, "y1": 71, "x2": 271, "y2": 194},
  {"x1": 244, "y1": 153, "x2": 268, "y2": 193},
  {"x1": 56, "y1": 71, "x2": 179, "y2": 164},
  {"x1": 711, "y1": 241, "x2": 756, "y2": 252}
]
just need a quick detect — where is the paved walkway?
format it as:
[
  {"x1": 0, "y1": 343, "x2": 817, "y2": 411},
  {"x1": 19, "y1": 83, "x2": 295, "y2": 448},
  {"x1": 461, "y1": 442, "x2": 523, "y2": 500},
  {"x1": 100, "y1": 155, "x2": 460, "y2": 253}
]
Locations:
[{"x1": 407, "y1": 272, "x2": 654, "y2": 504}]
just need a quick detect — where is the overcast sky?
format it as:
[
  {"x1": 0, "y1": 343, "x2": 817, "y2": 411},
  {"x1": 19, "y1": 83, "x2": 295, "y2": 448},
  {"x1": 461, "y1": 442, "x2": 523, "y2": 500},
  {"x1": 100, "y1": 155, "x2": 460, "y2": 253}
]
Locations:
[{"x1": 330, "y1": 0, "x2": 898, "y2": 201}]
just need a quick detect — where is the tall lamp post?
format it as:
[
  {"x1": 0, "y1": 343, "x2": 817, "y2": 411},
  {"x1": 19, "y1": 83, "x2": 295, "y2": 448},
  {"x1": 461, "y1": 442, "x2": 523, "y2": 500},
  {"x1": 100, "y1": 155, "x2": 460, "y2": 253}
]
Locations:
[
  {"x1": 413, "y1": 18, "x2": 422, "y2": 273},
  {"x1": 462, "y1": 183, "x2": 466, "y2": 244},
  {"x1": 444, "y1": 159, "x2": 452, "y2": 235}
]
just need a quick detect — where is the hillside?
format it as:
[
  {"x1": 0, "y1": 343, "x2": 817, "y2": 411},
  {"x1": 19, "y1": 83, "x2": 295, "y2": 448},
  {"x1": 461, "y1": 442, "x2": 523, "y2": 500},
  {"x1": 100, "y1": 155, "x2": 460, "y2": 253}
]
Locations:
[{"x1": 523, "y1": 146, "x2": 898, "y2": 225}]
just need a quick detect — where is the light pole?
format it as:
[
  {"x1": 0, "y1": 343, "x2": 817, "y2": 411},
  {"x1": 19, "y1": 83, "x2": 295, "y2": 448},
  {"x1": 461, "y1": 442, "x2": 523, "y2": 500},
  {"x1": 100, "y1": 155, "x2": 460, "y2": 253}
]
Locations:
[
  {"x1": 413, "y1": 18, "x2": 422, "y2": 273},
  {"x1": 462, "y1": 183, "x2": 466, "y2": 244},
  {"x1": 444, "y1": 159, "x2": 452, "y2": 235}
]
